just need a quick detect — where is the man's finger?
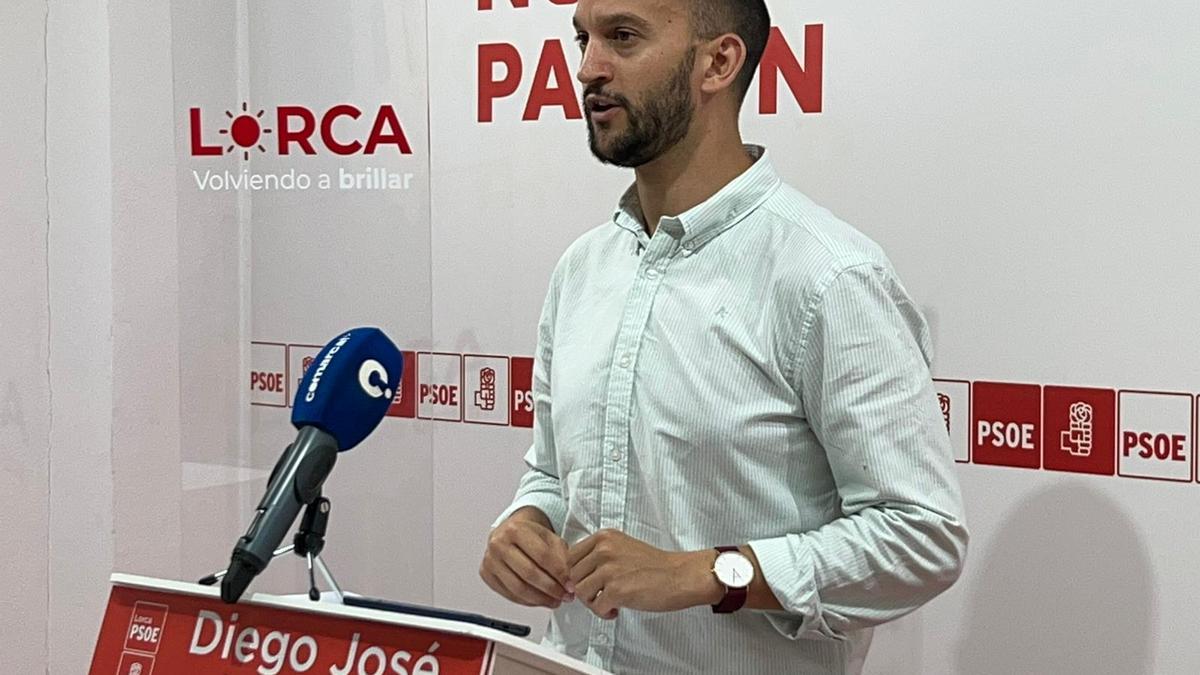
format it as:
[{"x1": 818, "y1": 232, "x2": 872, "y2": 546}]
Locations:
[
  {"x1": 574, "y1": 572, "x2": 606, "y2": 614},
  {"x1": 568, "y1": 547, "x2": 602, "y2": 587},
  {"x1": 515, "y1": 528, "x2": 571, "y2": 587},
  {"x1": 505, "y1": 546, "x2": 573, "y2": 601},
  {"x1": 545, "y1": 533, "x2": 573, "y2": 587},
  {"x1": 481, "y1": 565, "x2": 540, "y2": 607},
  {"x1": 567, "y1": 531, "x2": 600, "y2": 568},
  {"x1": 479, "y1": 565, "x2": 506, "y2": 598},
  {"x1": 591, "y1": 587, "x2": 620, "y2": 620},
  {"x1": 490, "y1": 559, "x2": 562, "y2": 608}
]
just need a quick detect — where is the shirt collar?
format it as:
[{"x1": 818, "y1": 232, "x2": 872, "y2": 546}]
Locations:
[{"x1": 612, "y1": 145, "x2": 781, "y2": 250}]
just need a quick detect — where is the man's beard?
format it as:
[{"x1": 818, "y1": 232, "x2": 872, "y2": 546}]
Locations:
[{"x1": 585, "y1": 47, "x2": 696, "y2": 168}]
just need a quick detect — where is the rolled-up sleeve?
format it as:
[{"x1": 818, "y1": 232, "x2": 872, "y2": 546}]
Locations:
[
  {"x1": 748, "y1": 262, "x2": 968, "y2": 641},
  {"x1": 492, "y1": 261, "x2": 569, "y2": 533}
]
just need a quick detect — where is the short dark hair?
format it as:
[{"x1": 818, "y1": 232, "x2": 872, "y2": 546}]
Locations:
[{"x1": 689, "y1": 0, "x2": 771, "y2": 104}]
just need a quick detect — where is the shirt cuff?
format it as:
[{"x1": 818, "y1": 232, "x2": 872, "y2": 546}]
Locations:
[
  {"x1": 492, "y1": 492, "x2": 568, "y2": 533},
  {"x1": 748, "y1": 536, "x2": 841, "y2": 641}
]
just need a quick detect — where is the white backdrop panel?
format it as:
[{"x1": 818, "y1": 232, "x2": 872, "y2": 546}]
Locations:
[
  {"x1": 425, "y1": 1, "x2": 1200, "y2": 673},
  {"x1": 174, "y1": 0, "x2": 437, "y2": 602}
]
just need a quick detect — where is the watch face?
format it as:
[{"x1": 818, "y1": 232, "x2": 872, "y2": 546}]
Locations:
[{"x1": 714, "y1": 551, "x2": 755, "y2": 589}]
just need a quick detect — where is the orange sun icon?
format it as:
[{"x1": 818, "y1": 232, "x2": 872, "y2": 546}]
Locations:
[{"x1": 218, "y1": 102, "x2": 273, "y2": 160}]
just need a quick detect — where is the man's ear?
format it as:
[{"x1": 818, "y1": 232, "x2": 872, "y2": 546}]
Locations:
[{"x1": 699, "y1": 33, "x2": 748, "y2": 97}]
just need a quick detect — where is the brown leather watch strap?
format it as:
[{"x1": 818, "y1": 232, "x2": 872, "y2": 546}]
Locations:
[{"x1": 712, "y1": 546, "x2": 749, "y2": 614}]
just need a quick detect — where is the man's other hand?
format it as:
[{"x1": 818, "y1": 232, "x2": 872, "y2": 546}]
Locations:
[
  {"x1": 568, "y1": 529, "x2": 722, "y2": 620},
  {"x1": 480, "y1": 507, "x2": 575, "y2": 608}
]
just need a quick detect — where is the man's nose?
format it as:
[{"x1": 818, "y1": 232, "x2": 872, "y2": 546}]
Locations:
[{"x1": 576, "y1": 43, "x2": 612, "y2": 86}]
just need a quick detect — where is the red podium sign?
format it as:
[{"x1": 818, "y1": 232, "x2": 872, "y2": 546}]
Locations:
[{"x1": 90, "y1": 583, "x2": 490, "y2": 675}]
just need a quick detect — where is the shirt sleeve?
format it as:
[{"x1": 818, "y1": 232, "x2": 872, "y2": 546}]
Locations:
[
  {"x1": 492, "y1": 260, "x2": 568, "y2": 533},
  {"x1": 747, "y1": 262, "x2": 969, "y2": 641}
]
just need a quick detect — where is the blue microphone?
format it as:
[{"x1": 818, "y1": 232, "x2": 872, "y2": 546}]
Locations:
[
  {"x1": 291, "y1": 328, "x2": 403, "y2": 449},
  {"x1": 220, "y1": 327, "x2": 403, "y2": 603}
]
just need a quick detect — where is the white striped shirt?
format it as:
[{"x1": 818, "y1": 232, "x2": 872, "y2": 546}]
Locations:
[{"x1": 497, "y1": 146, "x2": 968, "y2": 674}]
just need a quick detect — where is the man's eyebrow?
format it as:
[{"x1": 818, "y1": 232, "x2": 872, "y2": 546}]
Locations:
[{"x1": 573, "y1": 12, "x2": 654, "y2": 33}]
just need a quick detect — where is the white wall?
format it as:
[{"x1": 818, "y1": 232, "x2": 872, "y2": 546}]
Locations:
[
  {"x1": 169, "y1": 0, "x2": 259, "y2": 588},
  {"x1": 2, "y1": 0, "x2": 195, "y2": 671},
  {"x1": 0, "y1": 2, "x2": 52, "y2": 671},
  {"x1": 108, "y1": 0, "x2": 184, "y2": 578},
  {"x1": 44, "y1": 0, "x2": 116, "y2": 672}
]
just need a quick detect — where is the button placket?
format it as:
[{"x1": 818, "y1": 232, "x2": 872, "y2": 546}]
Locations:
[{"x1": 592, "y1": 233, "x2": 673, "y2": 664}]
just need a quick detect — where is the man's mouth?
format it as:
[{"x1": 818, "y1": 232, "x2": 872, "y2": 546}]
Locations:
[
  {"x1": 587, "y1": 96, "x2": 621, "y2": 112},
  {"x1": 587, "y1": 97, "x2": 623, "y2": 122}
]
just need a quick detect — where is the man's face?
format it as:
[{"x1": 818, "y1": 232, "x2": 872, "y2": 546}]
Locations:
[{"x1": 573, "y1": 0, "x2": 698, "y2": 168}]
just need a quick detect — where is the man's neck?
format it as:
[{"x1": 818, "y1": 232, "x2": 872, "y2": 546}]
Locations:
[{"x1": 633, "y1": 121, "x2": 754, "y2": 237}]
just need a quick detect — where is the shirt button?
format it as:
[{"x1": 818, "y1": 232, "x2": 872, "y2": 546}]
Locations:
[
  {"x1": 644, "y1": 268, "x2": 660, "y2": 280},
  {"x1": 618, "y1": 354, "x2": 632, "y2": 368},
  {"x1": 610, "y1": 447, "x2": 623, "y2": 462},
  {"x1": 595, "y1": 633, "x2": 610, "y2": 646}
]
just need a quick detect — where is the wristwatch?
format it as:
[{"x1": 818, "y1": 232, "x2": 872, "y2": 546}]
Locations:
[{"x1": 711, "y1": 546, "x2": 755, "y2": 613}]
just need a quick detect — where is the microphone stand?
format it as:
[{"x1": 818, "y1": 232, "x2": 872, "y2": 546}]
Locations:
[{"x1": 199, "y1": 494, "x2": 344, "y2": 603}]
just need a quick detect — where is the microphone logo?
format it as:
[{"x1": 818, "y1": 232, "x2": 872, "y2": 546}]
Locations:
[
  {"x1": 358, "y1": 360, "x2": 393, "y2": 400},
  {"x1": 305, "y1": 333, "x2": 352, "y2": 403}
]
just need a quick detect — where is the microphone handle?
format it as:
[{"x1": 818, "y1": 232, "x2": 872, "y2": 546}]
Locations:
[{"x1": 221, "y1": 426, "x2": 339, "y2": 602}]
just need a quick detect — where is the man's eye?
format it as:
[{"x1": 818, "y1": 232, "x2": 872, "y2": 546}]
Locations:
[
  {"x1": 614, "y1": 30, "x2": 636, "y2": 43},
  {"x1": 574, "y1": 33, "x2": 589, "y2": 49}
]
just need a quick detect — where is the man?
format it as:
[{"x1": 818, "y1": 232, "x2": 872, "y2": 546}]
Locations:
[{"x1": 479, "y1": 1, "x2": 968, "y2": 673}]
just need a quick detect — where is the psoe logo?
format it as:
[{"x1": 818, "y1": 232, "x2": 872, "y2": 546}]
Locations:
[
  {"x1": 124, "y1": 601, "x2": 169, "y2": 655},
  {"x1": 937, "y1": 393, "x2": 951, "y2": 434},
  {"x1": 189, "y1": 102, "x2": 413, "y2": 159},
  {"x1": 1061, "y1": 401, "x2": 1094, "y2": 457},
  {"x1": 475, "y1": 367, "x2": 497, "y2": 411}
]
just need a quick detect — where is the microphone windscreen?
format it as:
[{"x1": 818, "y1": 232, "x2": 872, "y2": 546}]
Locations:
[{"x1": 291, "y1": 327, "x2": 403, "y2": 451}]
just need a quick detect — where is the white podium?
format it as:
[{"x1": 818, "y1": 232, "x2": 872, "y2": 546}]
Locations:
[{"x1": 90, "y1": 573, "x2": 609, "y2": 675}]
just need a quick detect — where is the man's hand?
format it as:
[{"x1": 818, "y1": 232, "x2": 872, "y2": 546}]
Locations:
[
  {"x1": 480, "y1": 507, "x2": 575, "y2": 609},
  {"x1": 568, "y1": 529, "x2": 723, "y2": 620}
]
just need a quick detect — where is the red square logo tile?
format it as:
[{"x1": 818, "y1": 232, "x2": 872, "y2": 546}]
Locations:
[
  {"x1": 510, "y1": 357, "x2": 534, "y2": 428},
  {"x1": 117, "y1": 651, "x2": 155, "y2": 675},
  {"x1": 1118, "y1": 390, "x2": 1194, "y2": 482},
  {"x1": 249, "y1": 342, "x2": 288, "y2": 407},
  {"x1": 1042, "y1": 386, "x2": 1115, "y2": 475},
  {"x1": 286, "y1": 344, "x2": 324, "y2": 408},
  {"x1": 972, "y1": 381, "x2": 1041, "y2": 469},
  {"x1": 417, "y1": 352, "x2": 463, "y2": 421},
  {"x1": 934, "y1": 379, "x2": 971, "y2": 463},
  {"x1": 123, "y1": 601, "x2": 168, "y2": 654},
  {"x1": 386, "y1": 351, "x2": 417, "y2": 419},
  {"x1": 464, "y1": 355, "x2": 511, "y2": 426}
]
